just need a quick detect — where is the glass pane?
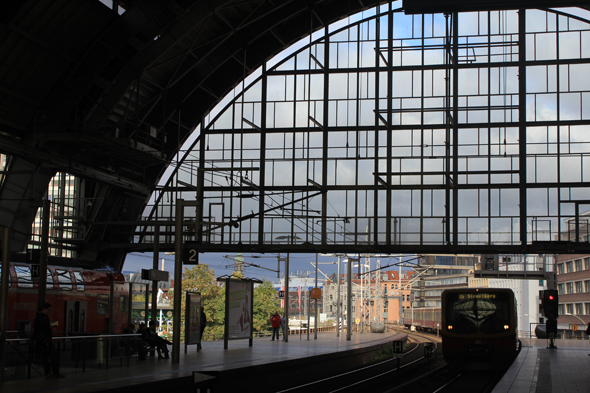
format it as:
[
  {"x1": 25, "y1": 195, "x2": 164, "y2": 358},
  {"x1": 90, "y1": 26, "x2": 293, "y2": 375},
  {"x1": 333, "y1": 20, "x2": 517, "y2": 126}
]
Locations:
[
  {"x1": 15, "y1": 266, "x2": 33, "y2": 288},
  {"x1": 46, "y1": 269, "x2": 53, "y2": 290},
  {"x1": 0, "y1": 267, "x2": 12, "y2": 287},
  {"x1": 55, "y1": 269, "x2": 73, "y2": 291},
  {"x1": 97, "y1": 294, "x2": 109, "y2": 315},
  {"x1": 74, "y1": 271, "x2": 85, "y2": 292}
]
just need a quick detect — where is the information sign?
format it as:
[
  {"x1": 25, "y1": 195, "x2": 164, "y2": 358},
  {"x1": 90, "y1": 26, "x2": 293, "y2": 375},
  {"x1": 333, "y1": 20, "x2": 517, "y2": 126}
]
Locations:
[{"x1": 310, "y1": 288, "x2": 321, "y2": 299}]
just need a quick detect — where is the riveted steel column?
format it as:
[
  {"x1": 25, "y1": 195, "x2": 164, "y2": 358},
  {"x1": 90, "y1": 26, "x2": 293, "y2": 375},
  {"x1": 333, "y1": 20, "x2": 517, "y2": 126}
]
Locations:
[
  {"x1": 172, "y1": 199, "x2": 184, "y2": 363},
  {"x1": 519, "y1": 9, "x2": 528, "y2": 246},
  {"x1": 0, "y1": 227, "x2": 10, "y2": 382}
]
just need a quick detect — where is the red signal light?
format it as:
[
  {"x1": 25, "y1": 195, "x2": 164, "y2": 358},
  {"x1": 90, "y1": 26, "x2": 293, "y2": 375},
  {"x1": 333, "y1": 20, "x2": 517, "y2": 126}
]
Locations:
[{"x1": 548, "y1": 295, "x2": 554, "y2": 300}]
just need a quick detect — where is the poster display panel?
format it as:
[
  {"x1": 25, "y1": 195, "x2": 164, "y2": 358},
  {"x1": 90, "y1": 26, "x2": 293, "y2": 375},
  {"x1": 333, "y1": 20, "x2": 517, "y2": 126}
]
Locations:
[
  {"x1": 227, "y1": 281, "x2": 251, "y2": 339},
  {"x1": 185, "y1": 292, "x2": 201, "y2": 345}
]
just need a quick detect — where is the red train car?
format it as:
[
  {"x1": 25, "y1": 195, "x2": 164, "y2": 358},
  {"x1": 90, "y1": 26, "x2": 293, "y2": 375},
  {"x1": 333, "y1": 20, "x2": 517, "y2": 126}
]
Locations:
[
  {"x1": 403, "y1": 307, "x2": 441, "y2": 333},
  {"x1": 3, "y1": 254, "x2": 129, "y2": 337}
]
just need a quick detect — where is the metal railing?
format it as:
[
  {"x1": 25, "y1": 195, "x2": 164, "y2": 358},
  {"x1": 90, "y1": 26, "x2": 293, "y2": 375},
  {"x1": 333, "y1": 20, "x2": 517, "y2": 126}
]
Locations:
[{"x1": 3, "y1": 334, "x2": 141, "y2": 381}]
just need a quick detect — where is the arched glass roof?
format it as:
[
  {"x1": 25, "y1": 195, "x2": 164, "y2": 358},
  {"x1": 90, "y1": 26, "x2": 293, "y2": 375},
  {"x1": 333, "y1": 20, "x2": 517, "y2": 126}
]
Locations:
[{"x1": 142, "y1": 5, "x2": 590, "y2": 255}]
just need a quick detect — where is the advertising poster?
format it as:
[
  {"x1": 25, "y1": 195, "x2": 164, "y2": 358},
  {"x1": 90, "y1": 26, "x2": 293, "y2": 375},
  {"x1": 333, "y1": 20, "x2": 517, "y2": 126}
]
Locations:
[
  {"x1": 185, "y1": 292, "x2": 201, "y2": 345},
  {"x1": 227, "y1": 281, "x2": 251, "y2": 339}
]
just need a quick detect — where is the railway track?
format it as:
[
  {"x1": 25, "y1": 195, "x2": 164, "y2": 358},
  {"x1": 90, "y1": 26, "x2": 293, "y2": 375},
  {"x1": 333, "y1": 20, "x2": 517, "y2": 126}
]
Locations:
[
  {"x1": 276, "y1": 329, "x2": 442, "y2": 393},
  {"x1": 431, "y1": 370, "x2": 505, "y2": 393}
]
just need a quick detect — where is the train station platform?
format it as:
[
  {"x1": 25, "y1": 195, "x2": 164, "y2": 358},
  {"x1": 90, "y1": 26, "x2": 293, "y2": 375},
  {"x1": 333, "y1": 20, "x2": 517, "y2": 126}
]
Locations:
[
  {"x1": 2, "y1": 331, "x2": 406, "y2": 393},
  {"x1": 493, "y1": 338, "x2": 590, "y2": 393}
]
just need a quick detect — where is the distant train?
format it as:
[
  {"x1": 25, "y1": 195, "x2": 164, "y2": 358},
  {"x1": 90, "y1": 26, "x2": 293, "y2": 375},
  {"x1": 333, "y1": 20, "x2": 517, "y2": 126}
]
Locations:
[
  {"x1": 2, "y1": 254, "x2": 129, "y2": 337},
  {"x1": 403, "y1": 307, "x2": 441, "y2": 333},
  {"x1": 441, "y1": 288, "x2": 520, "y2": 369}
]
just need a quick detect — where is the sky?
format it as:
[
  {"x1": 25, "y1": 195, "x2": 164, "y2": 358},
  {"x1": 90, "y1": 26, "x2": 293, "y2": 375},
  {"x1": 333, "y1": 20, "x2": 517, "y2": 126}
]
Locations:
[
  {"x1": 123, "y1": 252, "x2": 414, "y2": 284},
  {"x1": 120, "y1": 5, "x2": 590, "y2": 280}
]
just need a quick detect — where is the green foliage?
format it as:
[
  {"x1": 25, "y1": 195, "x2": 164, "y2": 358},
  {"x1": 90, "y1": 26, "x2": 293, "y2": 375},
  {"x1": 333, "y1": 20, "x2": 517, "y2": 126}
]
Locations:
[
  {"x1": 169, "y1": 264, "x2": 224, "y2": 342},
  {"x1": 169, "y1": 266, "x2": 281, "y2": 340},
  {"x1": 252, "y1": 280, "x2": 281, "y2": 332},
  {"x1": 132, "y1": 293, "x2": 146, "y2": 302}
]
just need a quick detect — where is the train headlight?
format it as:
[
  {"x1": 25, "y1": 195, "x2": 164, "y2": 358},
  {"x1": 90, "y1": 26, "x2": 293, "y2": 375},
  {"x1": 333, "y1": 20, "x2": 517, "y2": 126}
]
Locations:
[
  {"x1": 504, "y1": 325, "x2": 509, "y2": 330},
  {"x1": 448, "y1": 325, "x2": 453, "y2": 330}
]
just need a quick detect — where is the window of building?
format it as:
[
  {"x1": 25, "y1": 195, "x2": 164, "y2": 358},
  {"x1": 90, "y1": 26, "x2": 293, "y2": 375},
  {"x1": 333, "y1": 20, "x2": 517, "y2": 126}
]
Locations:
[
  {"x1": 585, "y1": 281, "x2": 590, "y2": 292},
  {"x1": 575, "y1": 281, "x2": 583, "y2": 293},
  {"x1": 55, "y1": 269, "x2": 73, "y2": 291},
  {"x1": 74, "y1": 271, "x2": 84, "y2": 292},
  {"x1": 575, "y1": 259, "x2": 583, "y2": 271},
  {"x1": 575, "y1": 303, "x2": 584, "y2": 315},
  {"x1": 557, "y1": 284, "x2": 565, "y2": 294},
  {"x1": 584, "y1": 258, "x2": 590, "y2": 270},
  {"x1": 15, "y1": 266, "x2": 33, "y2": 288},
  {"x1": 566, "y1": 304, "x2": 574, "y2": 314},
  {"x1": 558, "y1": 264, "x2": 565, "y2": 274},
  {"x1": 566, "y1": 261, "x2": 573, "y2": 273},
  {"x1": 558, "y1": 304, "x2": 565, "y2": 316},
  {"x1": 585, "y1": 303, "x2": 590, "y2": 315},
  {"x1": 566, "y1": 282, "x2": 574, "y2": 294}
]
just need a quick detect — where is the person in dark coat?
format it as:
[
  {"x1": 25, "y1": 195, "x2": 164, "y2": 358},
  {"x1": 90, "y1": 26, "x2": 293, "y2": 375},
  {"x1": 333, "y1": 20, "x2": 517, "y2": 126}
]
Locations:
[
  {"x1": 148, "y1": 320, "x2": 170, "y2": 359},
  {"x1": 197, "y1": 306, "x2": 207, "y2": 351},
  {"x1": 33, "y1": 303, "x2": 64, "y2": 378}
]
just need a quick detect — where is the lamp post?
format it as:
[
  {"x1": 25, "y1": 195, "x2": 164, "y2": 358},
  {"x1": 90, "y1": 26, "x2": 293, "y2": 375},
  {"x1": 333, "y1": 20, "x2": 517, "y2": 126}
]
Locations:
[
  {"x1": 353, "y1": 261, "x2": 369, "y2": 333},
  {"x1": 276, "y1": 235, "x2": 301, "y2": 343}
]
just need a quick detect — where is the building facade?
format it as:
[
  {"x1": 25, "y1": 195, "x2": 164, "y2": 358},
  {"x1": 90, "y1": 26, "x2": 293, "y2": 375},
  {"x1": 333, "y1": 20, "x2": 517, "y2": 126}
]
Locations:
[{"x1": 556, "y1": 254, "x2": 590, "y2": 339}]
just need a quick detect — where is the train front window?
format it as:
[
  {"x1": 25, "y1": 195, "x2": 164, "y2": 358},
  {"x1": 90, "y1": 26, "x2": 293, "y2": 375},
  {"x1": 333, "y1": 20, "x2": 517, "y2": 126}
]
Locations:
[
  {"x1": 445, "y1": 292, "x2": 511, "y2": 334},
  {"x1": 56, "y1": 269, "x2": 73, "y2": 291},
  {"x1": 15, "y1": 266, "x2": 33, "y2": 288}
]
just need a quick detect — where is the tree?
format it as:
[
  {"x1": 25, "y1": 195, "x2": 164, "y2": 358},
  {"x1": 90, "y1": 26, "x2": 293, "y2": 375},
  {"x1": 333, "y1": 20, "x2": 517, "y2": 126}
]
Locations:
[
  {"x1": 169, "y1": 266, "x2": 281, "y2": 340},
  {"x1": 169, "y1": 264, "x2": 224, "y2": 342},
  {"x1": 252, "y1": 280, "x2": 281, "y2": 332}
]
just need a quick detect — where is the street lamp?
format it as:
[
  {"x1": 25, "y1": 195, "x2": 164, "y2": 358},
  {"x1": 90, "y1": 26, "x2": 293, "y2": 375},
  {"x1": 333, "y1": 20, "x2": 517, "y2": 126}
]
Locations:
[{"x1": 353, "y1": 262, "x2": 369, "y2": 332}]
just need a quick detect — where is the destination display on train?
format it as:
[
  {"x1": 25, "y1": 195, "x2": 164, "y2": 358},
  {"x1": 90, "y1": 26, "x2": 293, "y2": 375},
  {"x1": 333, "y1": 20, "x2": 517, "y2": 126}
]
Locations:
[{"x1": 457, "y1": 293, "x2": 496, "y2": 300}]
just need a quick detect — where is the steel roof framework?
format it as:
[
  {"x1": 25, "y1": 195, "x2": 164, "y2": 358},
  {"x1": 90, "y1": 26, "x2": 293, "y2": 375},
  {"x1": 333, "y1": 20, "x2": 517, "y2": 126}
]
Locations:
[{"x1": 144, "y1": 5, "x2": 590, "y2": 257}]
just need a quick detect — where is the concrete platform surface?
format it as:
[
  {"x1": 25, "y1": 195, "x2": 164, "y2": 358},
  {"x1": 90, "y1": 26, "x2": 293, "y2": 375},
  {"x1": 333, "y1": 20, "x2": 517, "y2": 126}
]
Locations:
[
  {"x1": 493, "y1": 338, "x2": 590, "y2": 393},
  {"x1": 3, "y1": 331, "x2": 405, "y2": 393}
]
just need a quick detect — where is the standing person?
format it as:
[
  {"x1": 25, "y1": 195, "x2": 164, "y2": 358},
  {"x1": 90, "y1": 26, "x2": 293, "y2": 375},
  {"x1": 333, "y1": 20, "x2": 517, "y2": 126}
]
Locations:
[
  {"x1": 280, "y1": 313, "x2": 287, "y2": 341},
  {"x1": 33, "y1": 303, "x2": 64, "y2": 378},
  {"x1": 197, "y1": 306, "x2": 207, "y2": 351},
  {"x1": 270, "y1": 311, "x2": 281, "y2": 341}
]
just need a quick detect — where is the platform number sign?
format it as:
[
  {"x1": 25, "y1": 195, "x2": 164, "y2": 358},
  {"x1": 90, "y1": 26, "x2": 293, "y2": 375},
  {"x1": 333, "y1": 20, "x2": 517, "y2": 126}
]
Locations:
[
  {"x1": 424, "y1": 343, "x2": 433, "y2": 358},
  {"x1": 183, "y1": 244, "x2": 199, "y2": 265},
  {"x1": 278, "y1": 290, "x2": 285, "y2": 298}
]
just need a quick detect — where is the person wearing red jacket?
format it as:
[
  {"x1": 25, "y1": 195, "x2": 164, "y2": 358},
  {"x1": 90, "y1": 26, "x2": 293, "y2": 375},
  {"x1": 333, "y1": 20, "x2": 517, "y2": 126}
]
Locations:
[{"x1": 270, "y1": 311, "x2": 281, "y2": 341}]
